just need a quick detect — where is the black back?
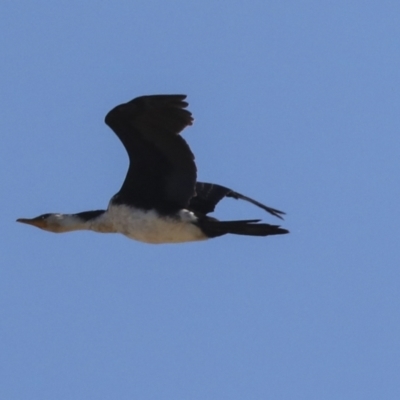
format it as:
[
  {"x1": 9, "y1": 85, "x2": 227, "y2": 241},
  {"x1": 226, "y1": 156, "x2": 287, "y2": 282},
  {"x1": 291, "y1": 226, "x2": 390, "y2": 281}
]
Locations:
[{"x1": 105, "y1": 95, "x2": 196, "y2": 214}]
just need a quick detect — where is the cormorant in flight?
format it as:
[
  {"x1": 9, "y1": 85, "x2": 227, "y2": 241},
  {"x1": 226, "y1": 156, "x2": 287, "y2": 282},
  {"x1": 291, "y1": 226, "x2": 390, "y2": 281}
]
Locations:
[{"x1": 17, "y1": 95, "x2": 288, "y2": 244}]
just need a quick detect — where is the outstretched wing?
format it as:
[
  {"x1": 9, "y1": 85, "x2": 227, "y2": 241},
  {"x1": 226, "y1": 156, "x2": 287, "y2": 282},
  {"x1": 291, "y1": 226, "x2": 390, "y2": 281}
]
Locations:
[
  {"x1": 190, "y1": 182, "x2": 286, "y2": 219},
  {"x1": 105, "y1": 95, "x2": 196, "y2": 214}
]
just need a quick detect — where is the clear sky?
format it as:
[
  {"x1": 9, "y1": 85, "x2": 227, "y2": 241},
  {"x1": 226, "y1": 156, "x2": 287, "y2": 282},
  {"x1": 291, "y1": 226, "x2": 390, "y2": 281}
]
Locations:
[{"x1": 1, "y1": 1, "x2": 400, "y2": 399}]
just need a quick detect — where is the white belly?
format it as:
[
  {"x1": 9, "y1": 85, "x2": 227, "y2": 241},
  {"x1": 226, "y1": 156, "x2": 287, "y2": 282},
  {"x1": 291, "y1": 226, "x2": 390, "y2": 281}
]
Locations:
[{"x1": 106, "y1": 205, "x2": 207, "y2": 244}]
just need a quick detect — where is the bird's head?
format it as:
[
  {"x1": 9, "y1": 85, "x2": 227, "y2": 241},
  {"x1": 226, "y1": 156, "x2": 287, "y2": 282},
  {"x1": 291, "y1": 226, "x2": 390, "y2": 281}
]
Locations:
[{"x1": 17, "y1": 213, "x2": 71, "y2": 233}]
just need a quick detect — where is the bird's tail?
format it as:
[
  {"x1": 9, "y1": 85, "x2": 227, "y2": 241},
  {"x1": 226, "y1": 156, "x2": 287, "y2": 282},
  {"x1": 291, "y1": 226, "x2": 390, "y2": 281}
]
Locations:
[{"x1": 198, "y1": 218, "x2": 289, "y2": 238}]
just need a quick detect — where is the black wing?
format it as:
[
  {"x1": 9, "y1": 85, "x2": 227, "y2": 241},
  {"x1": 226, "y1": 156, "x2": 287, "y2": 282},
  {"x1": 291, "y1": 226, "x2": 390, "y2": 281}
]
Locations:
[
  {"x1": 189, "y1": 182, "x2": 286, "y2": 219},
  {"x1": 105, "y1": 95, "x2": 196, "y2": 214}
]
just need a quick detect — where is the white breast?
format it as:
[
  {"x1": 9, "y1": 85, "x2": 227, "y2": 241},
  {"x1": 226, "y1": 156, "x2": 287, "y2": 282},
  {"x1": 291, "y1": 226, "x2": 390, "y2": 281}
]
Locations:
[{"x1": 103, "y1": 204, "x2": 207, "y2": 244}]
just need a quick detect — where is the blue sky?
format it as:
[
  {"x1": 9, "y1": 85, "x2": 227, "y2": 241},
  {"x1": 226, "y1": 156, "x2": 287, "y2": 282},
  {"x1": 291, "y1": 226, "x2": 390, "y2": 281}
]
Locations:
[{"x1": 1, "y1": 1, "x2": 400, "y2": 399}]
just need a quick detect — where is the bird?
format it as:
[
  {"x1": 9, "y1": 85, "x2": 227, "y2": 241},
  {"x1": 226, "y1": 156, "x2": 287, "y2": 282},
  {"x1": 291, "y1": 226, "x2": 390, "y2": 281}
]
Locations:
[{"x1": 17, "y1": 94, "x2": 289, "y2": 244}]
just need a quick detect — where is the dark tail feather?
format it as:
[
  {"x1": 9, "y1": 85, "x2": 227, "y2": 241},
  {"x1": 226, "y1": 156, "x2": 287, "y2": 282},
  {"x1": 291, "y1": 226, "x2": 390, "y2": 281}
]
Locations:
[{"x1": 199, "y1": 219, "x2": 289, "y2": 238}]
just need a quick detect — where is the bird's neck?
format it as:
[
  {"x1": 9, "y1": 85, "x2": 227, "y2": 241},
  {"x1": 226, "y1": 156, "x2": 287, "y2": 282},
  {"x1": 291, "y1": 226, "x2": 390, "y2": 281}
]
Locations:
[{"x1": 51, "y1": 210, "x2": 114, "y2": 233}]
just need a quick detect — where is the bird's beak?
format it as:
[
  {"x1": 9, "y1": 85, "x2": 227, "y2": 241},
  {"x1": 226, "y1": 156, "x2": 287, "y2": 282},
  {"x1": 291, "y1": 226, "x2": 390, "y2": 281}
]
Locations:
[{"x1": 16, "y1": 218, "x2": 45, "y2": 228}]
